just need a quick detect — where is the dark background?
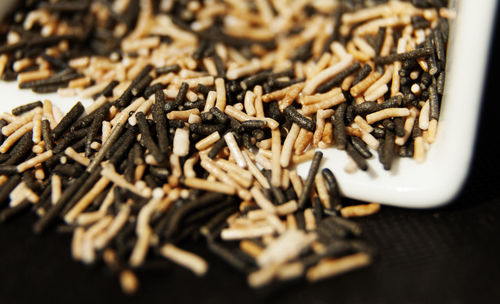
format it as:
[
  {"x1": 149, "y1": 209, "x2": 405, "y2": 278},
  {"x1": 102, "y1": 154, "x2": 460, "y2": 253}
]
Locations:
[{"x1": 1, "y1": 8, "x2": 500, "y2": 304}]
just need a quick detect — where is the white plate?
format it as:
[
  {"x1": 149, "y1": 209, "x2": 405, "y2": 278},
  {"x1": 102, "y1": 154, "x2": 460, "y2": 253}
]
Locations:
[
  {"x1": 0, "y1": 0, "x2": 496, "y2": 209},
  {"x1": 297, "y1": 0, "x2": 498, "y2": 208}
]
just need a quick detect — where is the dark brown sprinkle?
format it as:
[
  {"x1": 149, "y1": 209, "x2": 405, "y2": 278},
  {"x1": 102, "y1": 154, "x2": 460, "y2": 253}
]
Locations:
[
  {"x1": 136, "y1": 112, "x2": 165, "y2": 163},
  {"x1": 165, "y1": 82, "x2": 189, "y2": 113},
  {"x1": 209, "y1": 107, "x2": 228, "y2": 124},
  {"x1": 284, "y1": 106, "x2": 315, "y2": 132},
  {"x1": 425, "y1": 36, "x2": 439, "y2": 76},
  {"x1": 295, "y1": 211, "x2": 306, "y2": 230},
  {"x1": 40, "y1": 119, "x2": 54, "y2": 150},
  {"x1": 298, "y1": 151, "x2": 323, "y2": 210},
  {"x1": 4, "y1": 131, "x2": 34, "y2": 166},
  {"x1": 131, "y1": 74, "x2": 153, "y2": 96},
  {"x1": 152, "y1": 92, "x2": 170, "y2": 154},
  {"x1": 352, "y1": 64, "x2": 373, "y2": 86},
  {"x1": 106, "y1": 124, "x2": 134, "y2": 158},
  {"x1": 381, "y1": 95, "x2": 403, "y2": 109},
  {"x1": 284, "y1": 185, "x2": 298, "y2": 202},
  {"x1": 19, "y1": 68, "x2": 82, "y2": 89},
  {"x1": 240, "y1": 70, "x2": 273, "y2": 90},
  {"x1": 225, "y1": 81, "x2": 237, "y2": 104},
  {"x1": 411, "y1": 118, "x2": 422, "y2": 138},
  {"x1": 87, "y1": 122, "x2": 125, "y2": 173},
  {"x1": 429, "y1": 79, "x2": 440, "y2": 120},
  {"x1": 169, "y1": 119, "x2": 186, "y2": 129},
  {"x1": 11, "y1": 101, "x2": 42, "y2": 116},
  {"x1": 212, "y1": 53, "x2": 226, "y2": 78},
  {"x1": 155, "y1": 64, "x2": 180, "y2": 75},
  {"x1": 266, "y1": 101, "x2": 283, "y2": 122},
  {"x1": 420, "y1": 72, "x2": 432, "y2": 91},
  {"x1": 373, "y1": 26, "x2": 387, "y2": 56},
  {"x1": 116, "y1": 64, "x2": 153, "y2": 109},
  {"x1": 189, "y1": 123, "x2": 225, "y2": 136},
  {"x1": 52, "y1": 128, "x2": 88, "y2": 154},
  {"x1": 184, "y1": 100, "x2": 206, "y2": 110},
  {"x1": 333, "y1": 103, "x2": 348, "y2": 150},
  {"x1": 143, "y1": 83, "x2": 165, "y2": 99},
  {"x1": 85, "y1": 107, "x2": 106, "y2": 157},
  {"x1": 31, "y1": 83, "x2": 65, "y2": 93},
  {"x1": 70, "y1": 103, "x2": 110, "y2": 132},
  {"x1": 51, "y1": 102, "x2": 85, "y2": 140},
  {"x1": 402, "y1": 90, "x2": 416, "y2": 106},
  {"x1": 436, "y1": 71, "x2": 445, "y2": 96},
  {"x1": 350, "y1": 136, "x2": 372, "y2": 159},
  {"x1": 193, "y1": 39, "x2": 210, "y2": 60},
  {"x1": 321, "y1": 168, "x2": 342, "y2": 212},
  {"x1": 123, "y1": 153, "x2": 135, "y2": 183},
  {"x1": 93, "y1": 80, "x2": 119, "y2": 100},
  {"x1": 433, "y1": 28, "x2": 446, "y2": 64},
  {"x1": 195, "y1": 83, "x2": 212, "y2": 96},
  {"x1": 109, "y1": 127, "x2": 138, "y2": 167},
  {"x1": 393, "y1": 117, "x2": 405, "y2": 137},
  {"x1": 200, "y1": 112, "x2": 214, "y2": 123},
  {"x1": 382, "y1": 119, "x2": 395, "y2": 131},
  {"x1": 270, "y1": 68, "x2": 295, "y2": 80},
  {"x1": 240, "y1": 120, "x2": 267, "y2": 130},
  {"x1": 0, "y1": 165, "x2": 17, "y2": 175},
  {"x1": 266, "y1": 77, "x2": 305, "y2": 91},
  {"x1": 381, "y1": 129, "x2": 395, "y2": 170},
  {"x1": 436, "y1": 17, "x2": 449, "y2": 43},
  {"x1": 346, "y1": 142, "x2": 368, "y2": 171},
  {"x1": 228, "y1": 117, "x2": 244, "y2": 134},
  {"x1": 40, "y1": 54, "x2": 70, "y2": 71},
  {"x1": 316, "y1": 62, "x2": 361, "y2": 93},
  {"x1": 374, "y1": 47, "x2": 434, "y2": 65}
]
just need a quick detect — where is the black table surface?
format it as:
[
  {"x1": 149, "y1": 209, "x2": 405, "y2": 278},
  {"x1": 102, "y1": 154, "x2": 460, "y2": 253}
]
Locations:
[{"x1": 2, "y1": 11, "x2": 500, "y2": 304}]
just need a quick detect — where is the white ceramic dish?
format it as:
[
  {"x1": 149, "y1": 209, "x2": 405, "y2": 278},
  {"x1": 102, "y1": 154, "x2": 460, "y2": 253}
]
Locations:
[
  {"x1": 0, "y1": 0, "x2": 496, "y2": 209},
  {"x1": 297, "y1": 0, "x2": 497, "y2": 209}
]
